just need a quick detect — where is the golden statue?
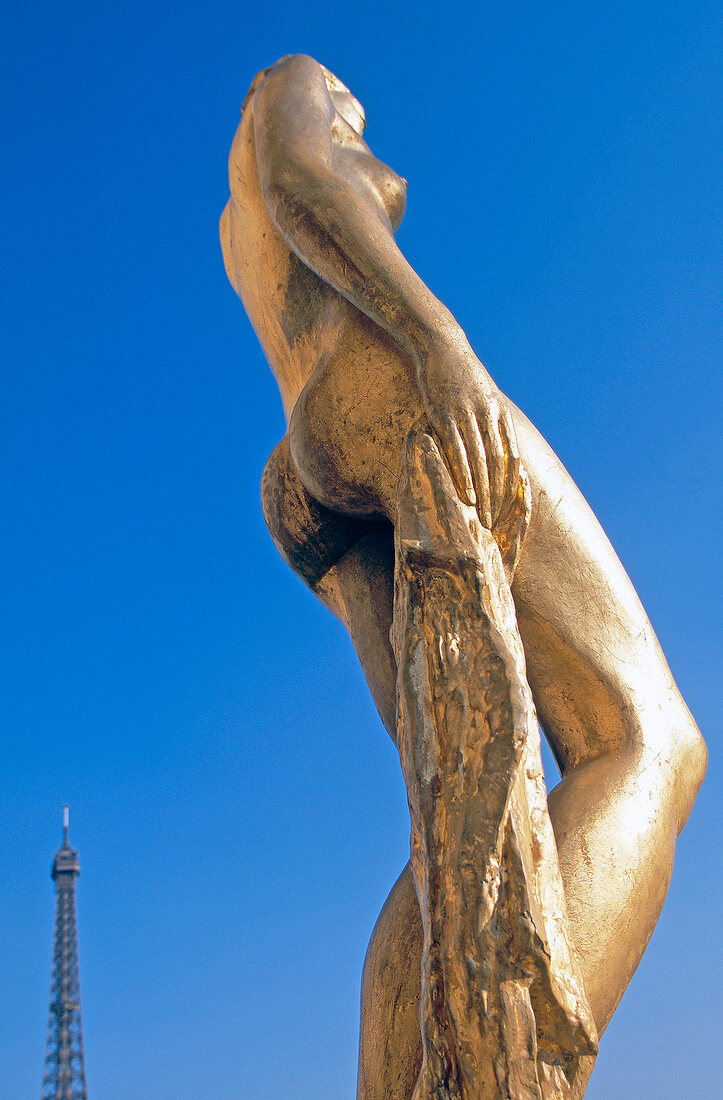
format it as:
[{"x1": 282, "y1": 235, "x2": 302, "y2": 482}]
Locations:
[{"x1": 220, "y1": 55, "x2": 706, "y2": 1100}]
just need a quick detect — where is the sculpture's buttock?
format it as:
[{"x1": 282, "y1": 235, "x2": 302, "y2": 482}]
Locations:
[{"x1": 289, "y1": 318, "x2": 421, "y2": 520}]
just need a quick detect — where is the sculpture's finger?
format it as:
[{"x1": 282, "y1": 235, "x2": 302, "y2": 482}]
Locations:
[
  {"x1": 493, "y1": 465, "x2": 532, "y2": 582},
  {"x1": 478, "y1": 408, "x2": 505, "y2": 522},
  {"x1": 460, "y1": 414, "x2": 492, "y2": 529},
  {"x1": 435, "y1": 414, "x2": 476, "y2": 509},
  {"x1": 500, "y1": 408, "x2": 521, "y2": 512}
]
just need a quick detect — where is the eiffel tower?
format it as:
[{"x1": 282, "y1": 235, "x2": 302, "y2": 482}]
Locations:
[{"x1": 41, "y1": 807, "x2": 89, "y2": 1100}]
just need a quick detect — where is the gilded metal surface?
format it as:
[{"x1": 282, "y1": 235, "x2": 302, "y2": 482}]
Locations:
[
  {"x1": 220, "y1": 54, "x2": 707, "y2": 1099},
  {"x1": 393, "y1": 425, "x2": 596, "y2": 1097}
]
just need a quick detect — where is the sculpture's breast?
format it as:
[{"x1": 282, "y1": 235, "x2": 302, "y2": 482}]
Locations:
[{"x1": 331, "y1": 138, "x2": 408, "y2": 231}]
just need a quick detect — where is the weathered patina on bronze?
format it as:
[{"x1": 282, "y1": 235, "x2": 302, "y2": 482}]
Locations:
[{"x1": 220, "y1": 54, "x2": 706, "y2": 1099}]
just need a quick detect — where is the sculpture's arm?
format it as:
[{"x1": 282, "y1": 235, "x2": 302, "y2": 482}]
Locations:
[
  {"x1": 253, "y1": 54, "x2": 520, "y2": 528},
  {"x1": 255, "y1": 56, "x2": 459, "y2": 368}
]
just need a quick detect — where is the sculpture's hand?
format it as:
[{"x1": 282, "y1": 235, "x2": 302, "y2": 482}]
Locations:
[{"x1": 417, "y1": 339, "x2": 521, "y2": 530}]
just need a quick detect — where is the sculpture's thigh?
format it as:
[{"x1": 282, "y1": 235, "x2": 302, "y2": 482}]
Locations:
[{"x1": 508, "y1": 402, "x2": 689, "y2": 771}]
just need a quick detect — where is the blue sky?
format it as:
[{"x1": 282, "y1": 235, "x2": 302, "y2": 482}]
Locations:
[{"x1": 2, "y1": 2, "x2": 721, "y2": 1097}]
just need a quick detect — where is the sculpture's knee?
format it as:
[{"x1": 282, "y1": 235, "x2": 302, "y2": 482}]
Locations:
[
  {"x1": 666, "y1": 709, "x2": 707, "y2": 834},
  {"x1": 608, "y1": 691, "x2": 706, "y2": 837}
]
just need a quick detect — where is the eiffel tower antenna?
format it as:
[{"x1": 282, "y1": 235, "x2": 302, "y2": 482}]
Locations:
[{"x1": 41, "y1": 807, "x2": 89, "y2": 1100}]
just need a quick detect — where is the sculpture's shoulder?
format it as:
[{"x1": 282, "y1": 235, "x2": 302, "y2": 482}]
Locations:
[
  {"x1": 242, "y1": 54, "x2": 323, "y2": 118},
  {"x1": 261, "y1": 434, "x2": 370, "y2": 590}
]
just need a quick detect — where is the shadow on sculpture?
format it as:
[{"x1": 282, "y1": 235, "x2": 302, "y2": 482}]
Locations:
[{"x1": 220, "y1": 54, "x2": 706, "y2": 1099}]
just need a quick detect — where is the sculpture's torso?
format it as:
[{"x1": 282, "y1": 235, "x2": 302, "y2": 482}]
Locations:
[{"x1": 221, "y1": 98, "x2": 417, "y2": 516}]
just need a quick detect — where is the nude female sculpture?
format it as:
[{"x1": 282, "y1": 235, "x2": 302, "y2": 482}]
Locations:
[{"x1": 220, "y1": 55, "x2": 706, "y2": 1099}]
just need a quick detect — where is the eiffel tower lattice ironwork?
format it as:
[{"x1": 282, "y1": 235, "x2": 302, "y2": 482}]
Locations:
[{"x1": 41, "y1": 806, "x2": 88, "y2": 1100}]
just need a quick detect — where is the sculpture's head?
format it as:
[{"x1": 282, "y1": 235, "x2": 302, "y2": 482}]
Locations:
[{"x1": 320, "y1": 66, "x2": 366, "y2": 137}]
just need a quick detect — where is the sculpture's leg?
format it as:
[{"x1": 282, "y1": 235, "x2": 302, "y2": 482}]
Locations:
[
  {"x1": 509, "y1": 403, "x2": 707, "y2": 1030},
  {"x1": 391, "y1": 424, "x2": 597, "y2": 1100},
  {"x1": 355, "y1": 407, "x2": 706, "y2": 1100}
]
